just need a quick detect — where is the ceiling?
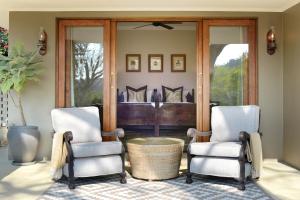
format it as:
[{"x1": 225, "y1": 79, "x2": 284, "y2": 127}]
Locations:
[{"x1": 0, "y1": 0, "x2": 299, "y2": 12}]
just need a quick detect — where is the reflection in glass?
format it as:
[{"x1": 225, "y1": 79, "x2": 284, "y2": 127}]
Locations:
[
  {"x1": 210, "y1": 27, "x2": 248, "y2": 106},
  {"x1": 67, "y1": 27, "x2": 104, "y2": 107}
]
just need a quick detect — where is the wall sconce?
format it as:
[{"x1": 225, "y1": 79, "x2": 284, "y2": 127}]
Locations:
[
  {"x1": 37, "y1": 27, "x2": 47, "y2": 56},
  {"x1": 267, "y1": 26, "x2": 277, "y2": 55}
]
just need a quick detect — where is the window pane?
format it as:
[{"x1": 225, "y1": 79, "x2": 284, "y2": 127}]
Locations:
[
  {"x1": 210, "y1": 27, "x2": 248, "y2": 106},
  {"x1": 66, "y1": 27, "x2": 104, "y2": 107}
]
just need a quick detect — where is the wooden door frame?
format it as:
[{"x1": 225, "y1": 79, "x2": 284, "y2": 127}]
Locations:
[
  {"x1": 202, "y1": 19, "x2": 258, "y2": 131},
  {"x1": 56, "y1": 19, "x2": 112, "y2": 131}
]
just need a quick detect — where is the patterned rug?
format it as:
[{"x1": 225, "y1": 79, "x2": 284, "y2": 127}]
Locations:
[{"x1": 39, "y1": 173, "x2": 272, "y2": 200}]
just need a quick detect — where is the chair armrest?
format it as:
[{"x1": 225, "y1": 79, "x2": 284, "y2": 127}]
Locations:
[
  {"x1": 187, "y1": 128, "x2": 211, "y2": 137},
  {"x1": 102, "y1": 128, "x2": 125, "y2": 139},
  {"x1": 63, "y1": 131, "x2": 74, "y2": 162},
  {"x1": 239, "y1": 131, "x2": 250, "y2": 160},
  {"x1": 187, "y1": 128, "x2": 211, "y2": 144},
  {"x1": 239, "y1": 131, "x2": 250, "y2": 143}
]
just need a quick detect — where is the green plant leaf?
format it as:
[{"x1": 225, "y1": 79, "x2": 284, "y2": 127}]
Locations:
[
  {"x1": 0, "y1": 79, "x2": 13, "y2": 93},
  {"x1": 0, "y1": 42, "x2": 44, "y2": 94}
]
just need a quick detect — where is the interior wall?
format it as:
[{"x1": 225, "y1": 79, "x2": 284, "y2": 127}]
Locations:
[
  {"x1": 8, "y1": 11, "x2": 283, "y2": 160},
  {"x1": 117, "y1": 30, "x2": 196, "y2": 94},
  {"x1": 283, "y1": 3, "x2": 300, "y2": 169}
]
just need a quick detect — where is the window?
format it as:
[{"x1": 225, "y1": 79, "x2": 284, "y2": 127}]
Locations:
[
  {"x1": 210, "y1": 27, "x2": 249, "y2": 106},
  {"x1": 66, "y1": 27, "x2": 104, "y2": 106}
]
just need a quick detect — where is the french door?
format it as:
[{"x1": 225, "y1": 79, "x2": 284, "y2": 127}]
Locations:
[
  {"x1": 56, "y1": 18, "x2": 257, "y2": 135},
  {"x1": 57, "y1": 19, "x2": 114, "y2": 131},
  {"x1": 202, "y1": 19, "x2": 257, "y2": 132}
]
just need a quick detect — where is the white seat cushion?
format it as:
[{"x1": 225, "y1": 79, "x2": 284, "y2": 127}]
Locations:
[
  {"x1": 64, "y1": 156, "x2": 123, "y2": 177},
  {"x1": 51, "y1": 107, "x2": 102, "y2": 143},
  {"x1": 210, "y1": 105, "x2": 260, "y2": 142},
  {"x1": 189, "y1": 142, "x2": 241, "y2": 158},
  {"x1": 190, "y1": 157, "x2": 251, "y2": 178},
  {"x1": 72, "y1": 141, "x2": 123, "y2": 158}
]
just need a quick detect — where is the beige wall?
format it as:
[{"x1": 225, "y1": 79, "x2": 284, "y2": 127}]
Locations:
[
  {"x1": 0, "y1": 10, "x2": 9, "y2": 29},
  {"x1": 283, "y1": 3, "x2": 300, "y2": 169},
  {"x1": 117, "y1": 30, "x2": 196, "y2": 93},
  {"x1": 9, "y1": 11, "x2": 284, "y2": 160}
]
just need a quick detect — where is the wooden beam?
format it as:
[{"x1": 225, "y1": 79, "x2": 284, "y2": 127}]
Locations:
[
  {"x1": 196, "y1": 20, "x2": 203, "y2": 131},
  {"x1": 110, "y1": 20, "x2": 117, "y2": 130},
  {"x1": 202, "y1": 20, "x2": 211, "y2": 132},
  {"x1": 103, "y1": 20, "x2": 111, "y2": 131}
]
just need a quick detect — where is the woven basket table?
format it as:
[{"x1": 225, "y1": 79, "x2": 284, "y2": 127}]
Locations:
[{"x1": 127, "y1": 137, "x2": 184, "y2": 180}]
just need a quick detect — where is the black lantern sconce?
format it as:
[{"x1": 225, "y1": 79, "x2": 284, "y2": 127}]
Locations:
[
  {"x1": 37, "y1": 27, "x2": 47, "y2": 56},
  {"x1": 267, "y1": 26, "x2": 277, "y2": 55}
]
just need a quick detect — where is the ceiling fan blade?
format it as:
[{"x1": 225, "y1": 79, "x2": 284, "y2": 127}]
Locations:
[
  {"x1": 133, "y1": 23, "x2": 152, "y2": 29},
  {"x1": 161, "y1": 22, "x2": 183, "y2": 24},
  {"x1": 159, "y1": 23, "x2": 174, "y2": 30}
]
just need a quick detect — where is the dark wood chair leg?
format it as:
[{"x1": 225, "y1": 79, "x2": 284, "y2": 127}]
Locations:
[
  {"x1": 120, "y1": 148, "x2": 127, "y2": 184},
  {"x1": 238, "y1": 131, "x2": 249, "y2": 191},
  {"x1": 186, "y1": 147, "x2": 193, "y2": 184},
  {"x1": 64, "y1": 131, "x2": 75, "y2": 189},
  {"x1": 68, "y1": 160, "x2": 75, "y2": 189},
  {"x1": 186, "y1": 173, "x2": 193, "y2": 184},
  {"x1": 238, "y1": 151, "x2": 246, "y2": 190},
  {"x1": 120, "y1": 172, "x2": 127, "y2": 184}
]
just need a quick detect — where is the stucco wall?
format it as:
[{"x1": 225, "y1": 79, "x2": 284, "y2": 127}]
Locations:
[
  {"x1": 283, "y1": 3, "x2": 300, "y2": 169},
  {"x1": 8, "y1": 11, "x2": 284, "y2": 160},
  {"x1": 0, "y1": 10, "x2": 9, "y2": 29}
]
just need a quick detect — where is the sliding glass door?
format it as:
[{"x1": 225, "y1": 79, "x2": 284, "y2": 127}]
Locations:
[
  {"x1": 56, "y1": 18, "x2": 257, "y2": 136},
  {"x1": 202, "y1": 19, "x2": 257, "y2": 131},
  {"x1": 57, "y1": 19, "x2": 113, "y2": 131},
  {"x1": 67, "y1": 26, "x2": 104, "y2": 107}
]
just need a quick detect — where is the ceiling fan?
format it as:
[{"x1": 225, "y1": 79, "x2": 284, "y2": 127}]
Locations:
[{"x1": 133, "y1": 22, "x2": 182, "y2": 30}]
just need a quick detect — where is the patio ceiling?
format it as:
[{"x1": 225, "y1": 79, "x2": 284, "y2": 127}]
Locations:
[{"x1": 0, "y1": 0, "x2": 299, "y2": 12}]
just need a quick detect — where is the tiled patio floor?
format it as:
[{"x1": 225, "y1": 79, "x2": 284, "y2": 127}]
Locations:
[{"x1": 0, "y1": 147, "x2": 299, "y2": 200}]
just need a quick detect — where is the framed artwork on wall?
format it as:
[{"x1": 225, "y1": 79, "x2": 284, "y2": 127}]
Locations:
[
  {"x1": 171, "y1": 54, "x2": 186, "y2": 72},
  {"x1": 126, "y1": 54, "x2": 141, "y2": 72},
  {"x1": 148, "y1": 54, "x2": 163, "y2": 72}
]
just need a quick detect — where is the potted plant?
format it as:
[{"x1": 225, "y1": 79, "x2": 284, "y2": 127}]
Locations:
[{"x1": 0, "y1": 43, "x2": 43, "y2": 165}]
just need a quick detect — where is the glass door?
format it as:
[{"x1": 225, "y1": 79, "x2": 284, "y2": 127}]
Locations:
[
  {"x1": 202, "y1": 19, "x2": 257, "y2": 131},
  {"x1": 57, "y1": 19, "x2": 113, "y2": 131},
  {"x1": 67, "y1": 26, "x2": 104, "y2": 107}
]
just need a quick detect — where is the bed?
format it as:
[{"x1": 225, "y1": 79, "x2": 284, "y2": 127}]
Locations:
[{"x1": 117, "y1": 102, "x2": 196, "y2": 136}]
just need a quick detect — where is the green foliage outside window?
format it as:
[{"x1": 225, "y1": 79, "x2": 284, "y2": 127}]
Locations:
[{"x1": 211, "y1": 54, "x2": 247, "y2": 106}]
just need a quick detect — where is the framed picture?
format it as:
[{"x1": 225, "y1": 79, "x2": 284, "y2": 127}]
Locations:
[
  {"x1": 148, "y1": 54, "x2": 163, "y2": 72},
  {"x1": 171, "y1": 54, "x2": 186, "y2": 72},
  {"x1": 126, "y1": 54, "x2": 141, "y2": 72}
]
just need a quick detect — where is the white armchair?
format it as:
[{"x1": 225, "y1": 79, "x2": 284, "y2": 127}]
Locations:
[
  {"x1": 51, "y1": 106, "x2": 126, "y2": 189},
  {"x1": 186, "y1": 105, "x2": 260, "y2": 190}
]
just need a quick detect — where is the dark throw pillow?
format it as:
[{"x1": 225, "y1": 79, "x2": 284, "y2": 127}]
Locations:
[
  {"x1": 126, "y1": 85, "x2": 147, "y2": 102},
  {"x1": 162, "y1": 86, "x2": 183, "y2": 102}
]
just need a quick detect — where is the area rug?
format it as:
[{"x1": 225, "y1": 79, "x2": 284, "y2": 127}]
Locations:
[{"x1": 39, "y1": 174, "x2": 272, "y2": 200}]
